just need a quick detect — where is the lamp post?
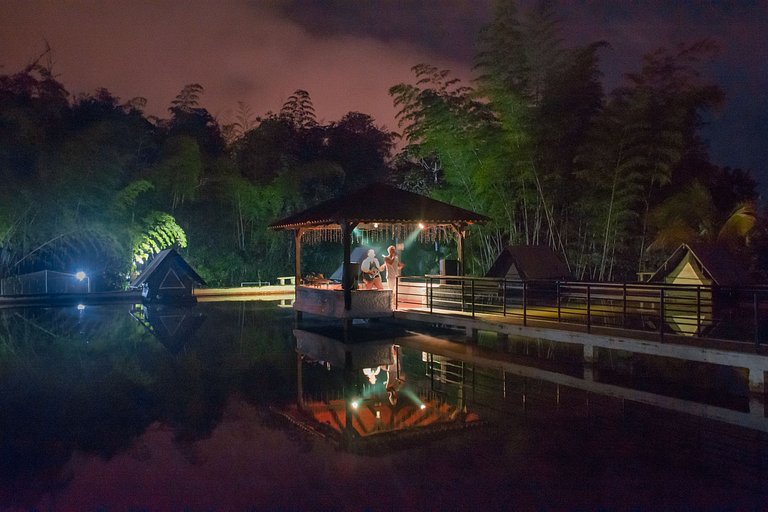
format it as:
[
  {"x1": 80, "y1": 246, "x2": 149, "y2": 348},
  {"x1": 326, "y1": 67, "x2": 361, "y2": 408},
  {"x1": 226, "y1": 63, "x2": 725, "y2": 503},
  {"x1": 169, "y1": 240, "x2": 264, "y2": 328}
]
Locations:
[{"x1": 75, "y1": 271, "x2": 90, "y2": 293}]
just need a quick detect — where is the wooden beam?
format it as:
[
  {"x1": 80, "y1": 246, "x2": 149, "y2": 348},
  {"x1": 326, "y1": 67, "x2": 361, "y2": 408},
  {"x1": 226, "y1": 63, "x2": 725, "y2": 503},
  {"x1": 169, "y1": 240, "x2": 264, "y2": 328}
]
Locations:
[
  {"x1": 294, "y1": 228, "x2": 305, "y2": 286},
  {"x1": 341, "y1": 221, "x2": 358, "y2": 310},
  {"x1": 449, "y1": 223, "x2": 467, "y2": 275},
  {"x1": 294, "y1": 228, "x2": 305, "y2": 322}
]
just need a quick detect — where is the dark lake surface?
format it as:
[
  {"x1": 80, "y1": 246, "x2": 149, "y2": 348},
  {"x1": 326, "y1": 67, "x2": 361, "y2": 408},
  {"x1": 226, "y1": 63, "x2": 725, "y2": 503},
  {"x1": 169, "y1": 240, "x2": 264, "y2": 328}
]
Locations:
[{"x1": 1, "y1": 300, "x2": 767, "y2": 511}]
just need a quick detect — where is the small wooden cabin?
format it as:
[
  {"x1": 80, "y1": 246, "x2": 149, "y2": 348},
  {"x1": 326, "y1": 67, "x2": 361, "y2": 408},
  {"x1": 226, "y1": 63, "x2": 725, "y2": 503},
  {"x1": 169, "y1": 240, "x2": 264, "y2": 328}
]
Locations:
[
  {"x1": 648, "y1": 243, "x2": 751, "y2": 336},
  {"x1": 130, "y1": 249, "x2": 206, "y2": 303},
  {"x1": 647, "y1": 243, "x2": 748, "y2": 287},
  {"x1": 485, "y1": 245, "x2": 571, "y2": 281}
]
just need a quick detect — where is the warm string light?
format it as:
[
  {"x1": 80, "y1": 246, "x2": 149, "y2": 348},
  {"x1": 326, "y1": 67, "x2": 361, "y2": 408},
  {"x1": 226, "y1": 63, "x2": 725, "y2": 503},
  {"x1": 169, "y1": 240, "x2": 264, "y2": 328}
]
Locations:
[
  {"x1": 299, "y1": 223, "x2": 456, "y2": 245},
  {"x1": 417, "y1": 225, "x2": 450, "y2": 243}
]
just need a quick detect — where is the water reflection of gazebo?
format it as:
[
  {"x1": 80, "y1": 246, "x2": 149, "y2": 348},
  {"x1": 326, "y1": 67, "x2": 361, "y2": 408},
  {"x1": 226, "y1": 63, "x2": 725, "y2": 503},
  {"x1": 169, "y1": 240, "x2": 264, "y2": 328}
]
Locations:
[
  {"x1": 287, "y1": 326, "x2": 483, "y2": 453},
  {"x1": 269, "y1": 183, "x2": 488, "y2": 322}
]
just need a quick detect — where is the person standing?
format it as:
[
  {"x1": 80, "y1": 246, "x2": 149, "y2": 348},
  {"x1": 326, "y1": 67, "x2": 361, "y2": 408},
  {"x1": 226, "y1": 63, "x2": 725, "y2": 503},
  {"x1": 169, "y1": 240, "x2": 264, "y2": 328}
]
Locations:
[{"x1": 383, "y1": 245, "x2": 404, "y2": 305}]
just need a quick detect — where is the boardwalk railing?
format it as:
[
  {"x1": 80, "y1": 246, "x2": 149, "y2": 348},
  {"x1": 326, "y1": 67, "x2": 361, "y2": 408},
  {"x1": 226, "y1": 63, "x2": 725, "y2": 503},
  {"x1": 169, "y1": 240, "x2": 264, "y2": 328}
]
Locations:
[{"x1": 396, "y1": 276, "x2": 768, "y2": 346}]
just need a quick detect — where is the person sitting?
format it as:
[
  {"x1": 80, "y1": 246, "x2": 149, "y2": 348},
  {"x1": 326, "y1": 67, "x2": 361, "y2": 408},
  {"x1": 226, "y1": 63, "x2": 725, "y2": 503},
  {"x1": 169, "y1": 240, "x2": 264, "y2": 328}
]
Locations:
[{"x1": 360, "y1": 249, "x2": 384, "y2": 290}]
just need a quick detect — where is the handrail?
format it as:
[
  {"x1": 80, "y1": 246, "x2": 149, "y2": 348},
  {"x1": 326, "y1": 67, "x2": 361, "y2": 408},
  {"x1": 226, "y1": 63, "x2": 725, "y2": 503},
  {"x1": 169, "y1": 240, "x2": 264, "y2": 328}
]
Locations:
[{"x1": 396, "y1": 274, "x2": 768, "y2": 346}]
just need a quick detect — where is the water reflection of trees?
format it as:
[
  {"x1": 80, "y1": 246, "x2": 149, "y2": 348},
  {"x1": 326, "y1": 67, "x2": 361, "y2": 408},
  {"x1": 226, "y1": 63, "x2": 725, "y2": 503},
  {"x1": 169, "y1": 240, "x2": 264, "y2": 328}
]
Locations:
[{"x1": 0, "y1": 302, "x2": 296, "y2": 507}]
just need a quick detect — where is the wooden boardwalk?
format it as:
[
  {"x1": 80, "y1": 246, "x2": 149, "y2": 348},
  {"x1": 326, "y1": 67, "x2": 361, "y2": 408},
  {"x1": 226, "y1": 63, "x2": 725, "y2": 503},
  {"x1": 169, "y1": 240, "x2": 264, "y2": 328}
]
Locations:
[{"x1": 394, "y1": 306, "x2": 768, "y2": 394}]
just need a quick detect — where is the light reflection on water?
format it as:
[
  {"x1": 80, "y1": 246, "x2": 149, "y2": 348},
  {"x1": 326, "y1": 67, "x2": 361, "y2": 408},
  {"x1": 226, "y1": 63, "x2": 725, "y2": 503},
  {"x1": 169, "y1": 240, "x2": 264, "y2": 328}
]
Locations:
[{"x1": 0, "y1": 301, "x2": 766, "y2": 510}]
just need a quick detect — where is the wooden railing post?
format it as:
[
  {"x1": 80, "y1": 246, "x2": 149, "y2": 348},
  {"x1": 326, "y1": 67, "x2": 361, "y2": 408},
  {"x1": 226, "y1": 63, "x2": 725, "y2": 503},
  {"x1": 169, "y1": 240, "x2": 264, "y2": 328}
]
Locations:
[
  {"x1": 471, "y1": 278, "x2": 475, "y2": 318},
  {"x1": 523, "y1": 280, "x2": 528, "y2": 326},
  {"x1": 659, "y1": 288, "x2": 665, "y2": 341},
  {"x1": 586, "y1": 284, "x2": 591, "y2": 333},
  {"x1": 502, "y1": 279, "x2": 507, "y2": 317},
  {"x1": 696, "y1": 286, "x2": 701, "y2": 337},
  {"x1": 428, "y1": 276, "x2": 433, "y2": 314},
  {"x1": 622, "y1": 283, "x2": 627, "y2": 328},
  {"x1": 755, "y1": 291, "x2": 760, "y2": 348}
]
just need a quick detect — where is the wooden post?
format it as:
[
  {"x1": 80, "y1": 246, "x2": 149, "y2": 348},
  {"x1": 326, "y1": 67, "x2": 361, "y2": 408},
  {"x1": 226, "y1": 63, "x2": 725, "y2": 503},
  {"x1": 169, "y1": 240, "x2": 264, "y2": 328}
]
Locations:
[
  {"x1": 294, "y1": 229, "x2": 304, "y2": 287},
  {"x1": 294, "y1": 229, "x2": 304, "y2": 323},
  {"x1": 449, "y1": 223, "x2": 466, "y2": 276},
  {"x1": 296, "y1": 352, "x2": 304, "y2": 411},
  {"x1": 341, "y1": 221, "x2": 357, "y2": 311}
]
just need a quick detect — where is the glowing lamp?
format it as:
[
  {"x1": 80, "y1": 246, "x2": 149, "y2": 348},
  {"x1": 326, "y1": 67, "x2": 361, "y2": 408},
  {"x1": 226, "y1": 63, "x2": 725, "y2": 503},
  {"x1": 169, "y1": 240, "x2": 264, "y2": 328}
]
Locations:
[
  {"x1": 420, "y1": 404, "x2": 426, "y2": 410},
  {"x1": 418, "y1": 223, "x2": 425, "y2": 230},
  {"x1": 373, "y1": 222, "x2": 379, "y2": 228},
  {"x1": 75, "y1": 271, "x2": 87, "y2": 281},
  {"x1": 76, "y1": 304, "x2": 86, "y2": 311}
]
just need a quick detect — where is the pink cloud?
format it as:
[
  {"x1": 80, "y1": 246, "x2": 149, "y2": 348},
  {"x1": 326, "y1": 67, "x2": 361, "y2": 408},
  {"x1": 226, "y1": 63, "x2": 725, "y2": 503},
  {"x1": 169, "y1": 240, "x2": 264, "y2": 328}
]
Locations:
[{"x1": 0, "y1": 0, "x2": 471, "y2": 133}]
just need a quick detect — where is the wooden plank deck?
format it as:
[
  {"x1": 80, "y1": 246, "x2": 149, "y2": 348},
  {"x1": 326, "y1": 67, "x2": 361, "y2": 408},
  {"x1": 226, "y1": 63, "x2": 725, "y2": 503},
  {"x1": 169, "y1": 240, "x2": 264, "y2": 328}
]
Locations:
[{"x1": 394, "y1": 306, "x2": 768, "y2": 394}]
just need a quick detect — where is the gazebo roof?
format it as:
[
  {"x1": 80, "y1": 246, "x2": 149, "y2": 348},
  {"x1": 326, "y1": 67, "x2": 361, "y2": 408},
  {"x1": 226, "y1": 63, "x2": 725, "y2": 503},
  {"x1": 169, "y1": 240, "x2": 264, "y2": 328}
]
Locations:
[{"x1": 269, "y1": 183, "x2": 489, "y2": 230}]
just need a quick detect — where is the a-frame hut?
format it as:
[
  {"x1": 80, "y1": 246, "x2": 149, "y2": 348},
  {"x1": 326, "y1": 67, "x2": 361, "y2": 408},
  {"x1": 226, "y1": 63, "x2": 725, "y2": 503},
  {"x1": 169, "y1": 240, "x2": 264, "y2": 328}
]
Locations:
[
  {"x1": 485, "y1": 245, "x2": 571, "y2": 281},
  {"x1": 647, "y1": 243, "x2": 752, "y2": 336},
  {"x1": 130, "y1": 303, "x2": 206, "y2": 354},
  {"x1": 130, "y1": 248, "x2": 206, "y2": 303},
  {"x1": 269, "y1": 183, "x2": 489, "y2": 321},
  {"x1": 647, "y1": 243, "x2": 749, "y2": 287}
]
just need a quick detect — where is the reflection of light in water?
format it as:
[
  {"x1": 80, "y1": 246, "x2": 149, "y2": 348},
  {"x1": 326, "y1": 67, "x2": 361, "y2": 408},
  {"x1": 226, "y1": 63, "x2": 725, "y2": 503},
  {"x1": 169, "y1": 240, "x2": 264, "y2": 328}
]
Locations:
[
  {"x1": 77, "y1": 304, "x2": 86, "y2": 311},
  {"x1": 362, "y1": 367, "x2": 381, "y2": 384},
  {"x1": 666, "y1": 315, "x2": 701, "y2": 336}
]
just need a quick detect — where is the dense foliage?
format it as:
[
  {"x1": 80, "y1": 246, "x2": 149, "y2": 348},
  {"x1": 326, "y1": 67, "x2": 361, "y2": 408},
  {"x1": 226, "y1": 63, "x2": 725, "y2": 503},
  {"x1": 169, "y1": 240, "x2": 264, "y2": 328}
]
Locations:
[
  {"x1": 0, "y1": 1, "x2": 762, "y2": 288},
  {"x1": 390, "y1": 2, "x2": 761, "y2": 279}
]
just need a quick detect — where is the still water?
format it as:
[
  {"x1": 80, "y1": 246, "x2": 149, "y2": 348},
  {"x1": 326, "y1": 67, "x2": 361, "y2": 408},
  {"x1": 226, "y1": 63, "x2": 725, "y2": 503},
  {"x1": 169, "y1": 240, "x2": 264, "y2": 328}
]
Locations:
[{"x1": 1, "y1": 300, "x2": 766, "y2": 511}]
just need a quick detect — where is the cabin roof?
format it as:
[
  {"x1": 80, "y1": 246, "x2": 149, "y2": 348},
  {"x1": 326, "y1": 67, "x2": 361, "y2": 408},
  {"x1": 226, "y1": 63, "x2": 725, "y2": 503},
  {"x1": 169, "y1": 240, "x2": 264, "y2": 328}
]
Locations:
[
  {"x1": 130, "y1": 248, "x2": 206, "y2": 288},
  {"x1": 485, "y1": 245, "x2": 571, "y2": 280},
  {"x1": 269, "y1": 183, "x2": 489, "y2": 230},
  {"x1": 647, "y1": 243, "x2": 748, "y2": 286}
]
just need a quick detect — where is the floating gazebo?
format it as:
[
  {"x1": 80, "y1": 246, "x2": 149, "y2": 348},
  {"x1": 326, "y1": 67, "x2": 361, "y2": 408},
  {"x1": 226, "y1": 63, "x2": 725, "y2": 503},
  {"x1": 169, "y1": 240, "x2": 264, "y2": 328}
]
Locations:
[{"x1": 269, "y1": 183, "x2": 488, "y2": 322}]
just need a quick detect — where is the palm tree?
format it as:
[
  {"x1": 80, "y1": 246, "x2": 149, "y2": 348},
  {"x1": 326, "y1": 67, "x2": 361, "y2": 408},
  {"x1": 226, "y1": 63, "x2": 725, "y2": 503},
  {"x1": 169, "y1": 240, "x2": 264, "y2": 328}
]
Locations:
[{"x1": 647, "y1": 180, "x2": 756, "y2": 253}]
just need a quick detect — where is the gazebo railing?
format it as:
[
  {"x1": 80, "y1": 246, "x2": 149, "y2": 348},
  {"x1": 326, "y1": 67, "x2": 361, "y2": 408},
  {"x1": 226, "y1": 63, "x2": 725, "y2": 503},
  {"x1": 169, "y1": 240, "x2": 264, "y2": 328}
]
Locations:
[{"x1": 396, "y1": 275, "x2": 768, "y2": 346}]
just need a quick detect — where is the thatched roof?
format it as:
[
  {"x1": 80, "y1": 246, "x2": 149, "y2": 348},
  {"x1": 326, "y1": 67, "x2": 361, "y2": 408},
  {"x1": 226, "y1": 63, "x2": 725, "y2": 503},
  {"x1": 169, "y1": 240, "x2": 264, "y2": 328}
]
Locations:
[
  {"x1": 647, "y1": 243, "x2": 749, "y2": 286},
  {"x1": 485, "y1": 245, "x2": 571, "y2": 280},
  {"x1": 269, "y1": 183, "x2": 489, "y2": 230}
]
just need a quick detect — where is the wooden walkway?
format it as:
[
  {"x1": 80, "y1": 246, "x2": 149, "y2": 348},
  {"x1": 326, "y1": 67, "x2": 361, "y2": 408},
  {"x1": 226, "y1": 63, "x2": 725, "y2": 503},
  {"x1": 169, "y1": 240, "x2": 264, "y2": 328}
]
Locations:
[{"x1": 394, "y1": 304, "x2": 768, "y2": 395}]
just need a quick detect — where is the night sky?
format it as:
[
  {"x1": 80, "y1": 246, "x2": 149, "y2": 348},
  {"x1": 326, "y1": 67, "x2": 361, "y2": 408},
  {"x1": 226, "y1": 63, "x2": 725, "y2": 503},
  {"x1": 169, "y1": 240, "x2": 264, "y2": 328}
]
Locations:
[{"x1": 2, "y1": 0, "x2": 766, "y2": 193}]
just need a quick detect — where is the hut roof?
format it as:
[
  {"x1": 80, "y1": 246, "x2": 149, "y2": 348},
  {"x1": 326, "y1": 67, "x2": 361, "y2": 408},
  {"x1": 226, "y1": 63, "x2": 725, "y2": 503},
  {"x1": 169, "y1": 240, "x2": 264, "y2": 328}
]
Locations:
[
  {"x1": 647, "y1": 243, "x2": 749, "y2": 286},
  {"x1": 485, "y1": 245, "x2": 571, "y2": 280},
  {"x1": 130, "y1": 248, "x2": 206, "y2": 288},
  {"x1": 269, "y1": 183, "x2": 489, "y2": 230}
]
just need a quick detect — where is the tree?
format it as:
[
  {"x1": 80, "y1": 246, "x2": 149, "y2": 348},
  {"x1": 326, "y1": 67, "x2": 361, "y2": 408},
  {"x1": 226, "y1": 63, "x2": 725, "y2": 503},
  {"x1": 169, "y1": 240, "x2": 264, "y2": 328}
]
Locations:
[
  {"x1": 648, "y1": 180, "x2": 756, "y2": 253},
  {"x1": 323, "y1": 112, "x2": 395, "y2": 192},
  {"x1": 574, "y1": 40, "x2": 725, "y2": 280},
  {"x1": 279, "y1": 89, "x2": 317, "y2": 130}
]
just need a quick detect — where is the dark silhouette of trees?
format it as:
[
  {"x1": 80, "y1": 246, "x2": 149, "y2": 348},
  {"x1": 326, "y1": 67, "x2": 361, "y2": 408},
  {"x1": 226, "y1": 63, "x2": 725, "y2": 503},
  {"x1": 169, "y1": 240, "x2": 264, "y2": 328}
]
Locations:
[{"x1": 0, "y1": 15, "x2": 761, "y2": 287}]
